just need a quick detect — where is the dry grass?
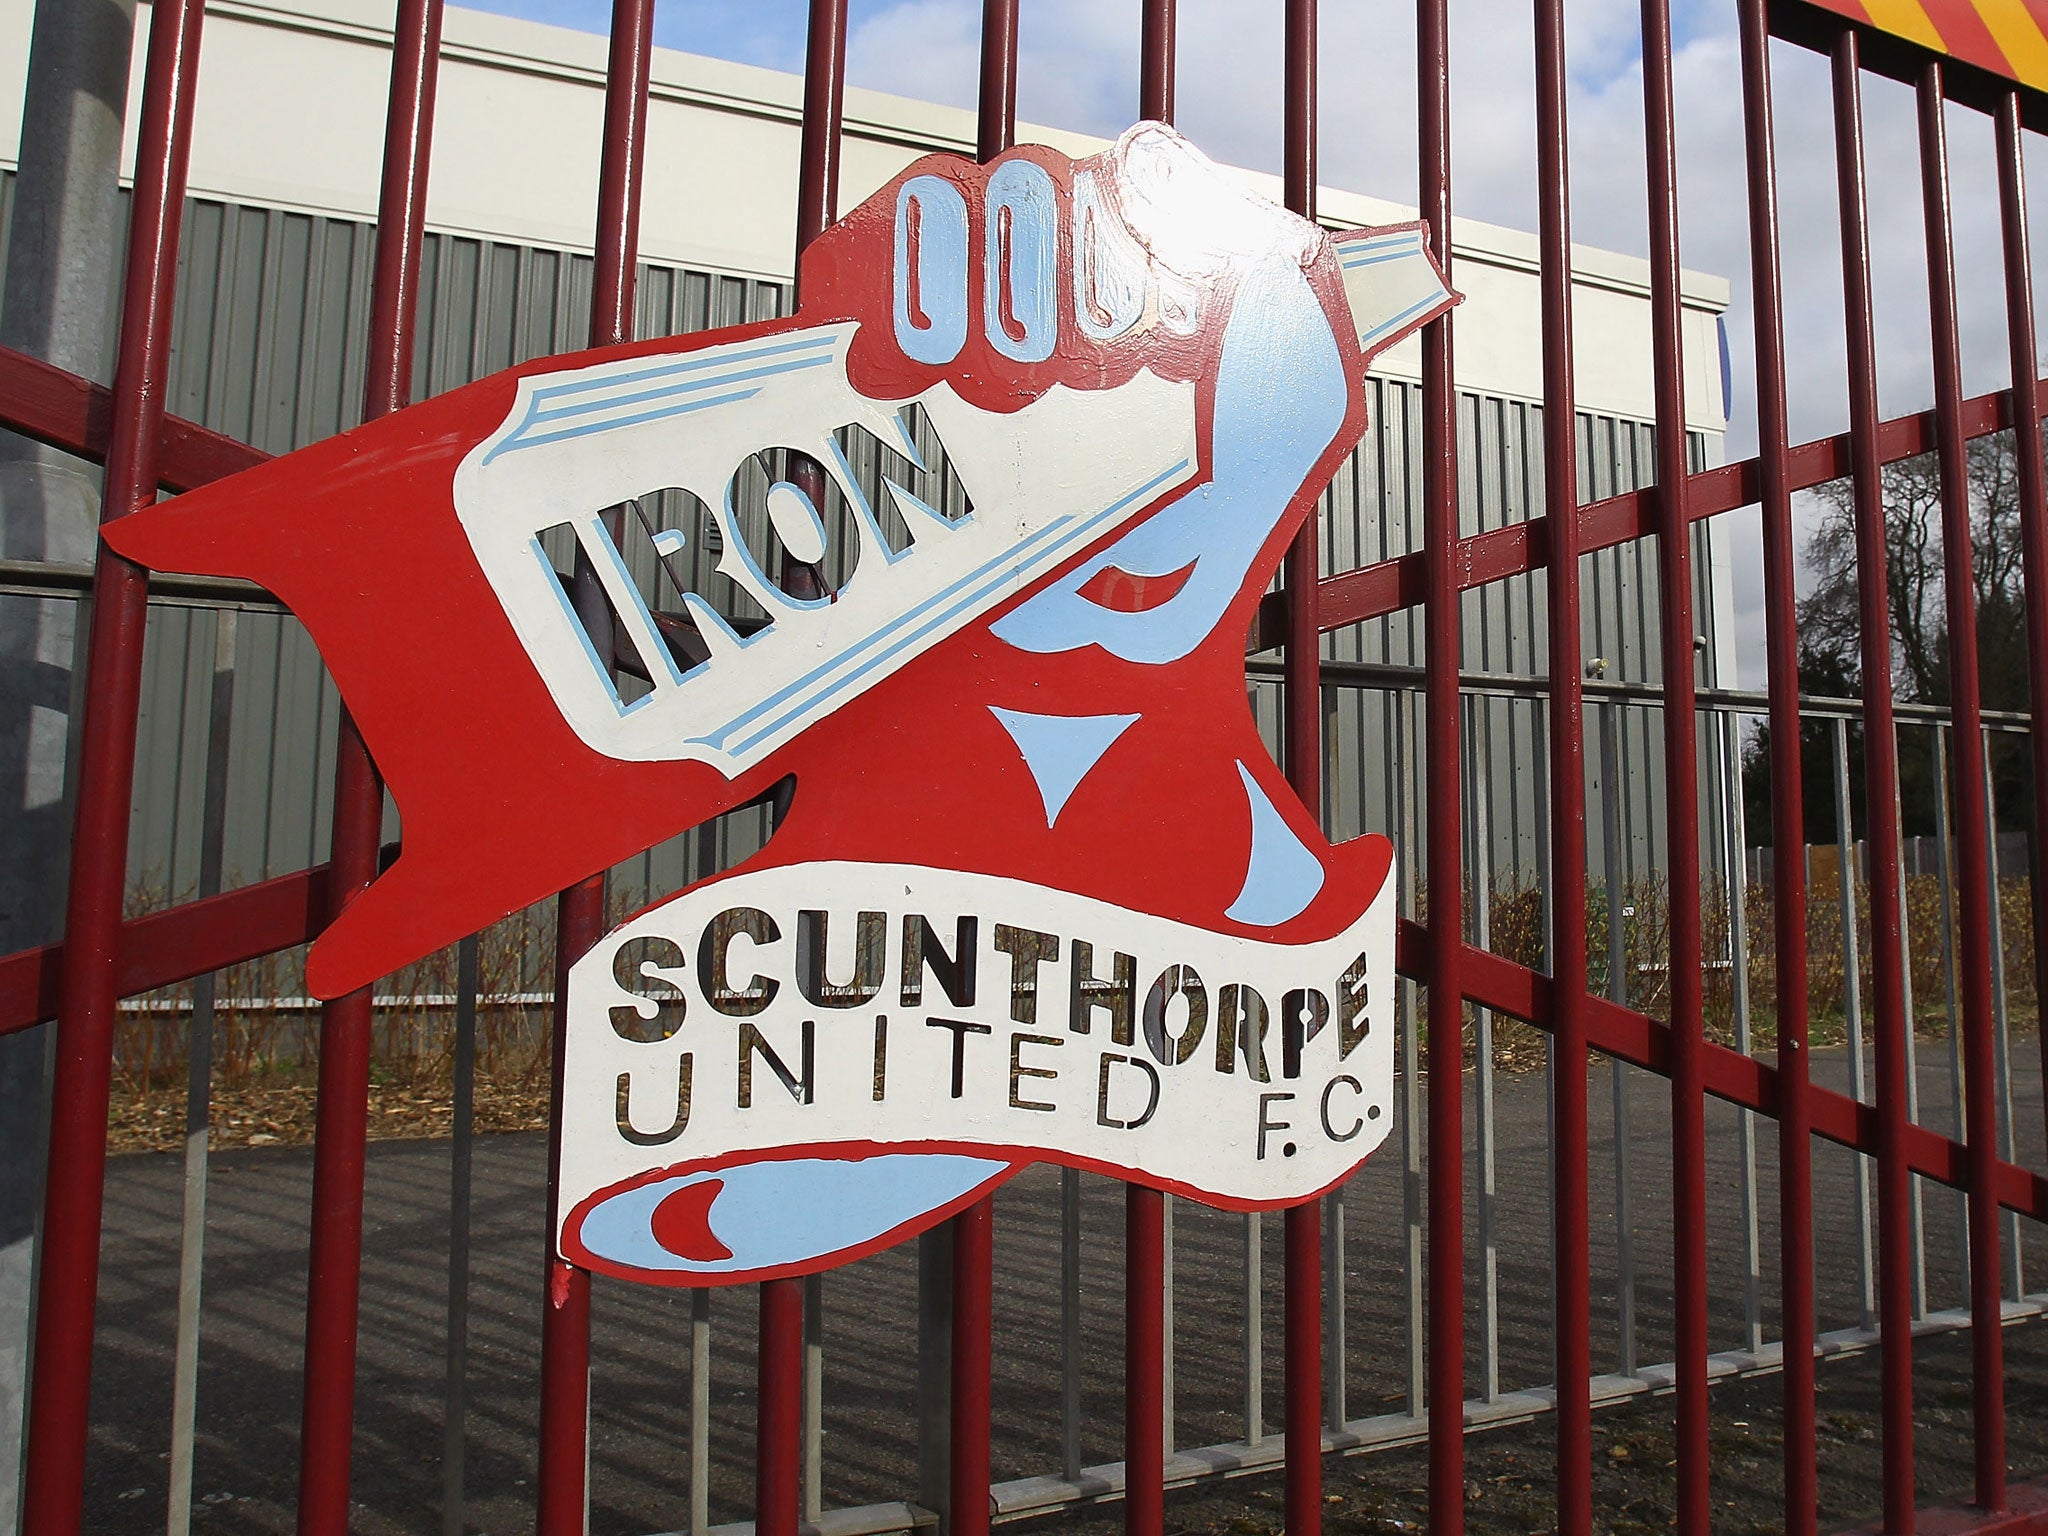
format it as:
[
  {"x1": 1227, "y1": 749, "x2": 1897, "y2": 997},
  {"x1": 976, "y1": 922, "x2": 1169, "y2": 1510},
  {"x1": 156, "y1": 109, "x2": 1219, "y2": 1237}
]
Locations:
[
  {"x1": 106, "y1": 866, "x2": 2041, "y2": 1151},
  {"x1": 108, "y1": 884, "x2": 570, "y2": 1153},
  {"x1": 1410, "y1": 868, "x2": 2039, "y2": 1072}
]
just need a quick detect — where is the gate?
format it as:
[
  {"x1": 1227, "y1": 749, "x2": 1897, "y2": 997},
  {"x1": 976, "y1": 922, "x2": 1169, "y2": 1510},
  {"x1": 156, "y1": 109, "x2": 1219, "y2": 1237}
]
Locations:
[{"x1": 1, "y1": 0, "x2": 2046, "y2": 1533}]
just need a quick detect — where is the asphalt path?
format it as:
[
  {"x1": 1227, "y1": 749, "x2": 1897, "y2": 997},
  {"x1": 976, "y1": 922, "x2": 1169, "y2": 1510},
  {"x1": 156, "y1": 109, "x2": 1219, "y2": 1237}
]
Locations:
[{"x1": 75, "y1": 1039, "x2": 2047, "y2": 1536}]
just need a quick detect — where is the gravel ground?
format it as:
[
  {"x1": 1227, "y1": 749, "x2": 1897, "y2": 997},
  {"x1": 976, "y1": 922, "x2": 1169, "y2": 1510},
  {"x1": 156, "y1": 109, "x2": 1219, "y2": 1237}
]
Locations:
[
  {"x1": 74, "y1": 1037, "x2": 2048, "y2": 1535},
  {"x1": 1018, "y1": 1320, "x2": 2048, "y2": 1536}
]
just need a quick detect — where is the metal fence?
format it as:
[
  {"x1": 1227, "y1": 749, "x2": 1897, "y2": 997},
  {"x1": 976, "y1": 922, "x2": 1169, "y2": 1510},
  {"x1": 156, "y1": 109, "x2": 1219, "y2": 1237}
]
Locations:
[
  {"x1": 2, "y1": 2, "x2": 2048, "y2": 1536},
  {"x1": 0, "y1": 158, "x2": 1722, "y2": 916}
]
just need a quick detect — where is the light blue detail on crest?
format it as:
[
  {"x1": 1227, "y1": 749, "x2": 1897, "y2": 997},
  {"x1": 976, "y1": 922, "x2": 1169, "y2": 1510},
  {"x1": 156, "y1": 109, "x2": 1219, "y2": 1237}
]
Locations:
[
  {"x1": 1338, "y1": 228, "x2": 1454, "y2": 351},
  {"x1": 576, "y1": 1152, "x2": 1009, "y2": 1276},
  {"x1": 1358, "y1": 291, "x2": 1446, "y2": 349},
  {"x1": 990, "y1": 253, "x2": 1347, "y2": 665},
  {"x1": 984, "y1": 159, "x2": 1059, "y2": 364},
  {"x1": 483, "y1": 333, "x2": 839, "y2": 464},
  {"x1": 894, "y1": 176, "x2": 970, "y2": 365},
  {"x1": 989, "y1": 707, "x2": 1140, "y2": 828},
  {"x1": 1226, "y1": 760, "x2": 1325, "y2": 927},
  {"x1": 1072, "y1": 171, "x2": 1145, "y2": 342}
]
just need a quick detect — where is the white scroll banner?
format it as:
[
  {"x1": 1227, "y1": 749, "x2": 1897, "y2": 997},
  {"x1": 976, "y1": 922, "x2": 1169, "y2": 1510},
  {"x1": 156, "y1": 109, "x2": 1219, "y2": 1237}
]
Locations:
[{"x1": 555, "y1": 859, "x2": 1395, "y2": 1281}]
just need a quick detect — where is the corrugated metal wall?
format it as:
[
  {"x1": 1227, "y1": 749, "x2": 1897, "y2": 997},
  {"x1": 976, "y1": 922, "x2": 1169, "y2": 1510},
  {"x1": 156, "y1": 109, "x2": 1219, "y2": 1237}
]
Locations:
[
  {"x1": 1293, "y1": 380, "x2": 1727, "y2": 891},
  {"x1": 0, "y1": 170, "x2": 1732, "y2": 971},
  {"x1": 130, "y1": 189, "x2": 797, "y2": 918}
]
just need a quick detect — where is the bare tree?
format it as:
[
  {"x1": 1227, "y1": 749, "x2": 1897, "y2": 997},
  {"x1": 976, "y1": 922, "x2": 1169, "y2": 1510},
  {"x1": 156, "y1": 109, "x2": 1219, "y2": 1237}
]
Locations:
[
  {"x1": 1744, "y1": 430, "x2": 2040, "y2": 843},
  {"x1": 1798, "y1": 434, "x2": 2028, "y2": 708}
]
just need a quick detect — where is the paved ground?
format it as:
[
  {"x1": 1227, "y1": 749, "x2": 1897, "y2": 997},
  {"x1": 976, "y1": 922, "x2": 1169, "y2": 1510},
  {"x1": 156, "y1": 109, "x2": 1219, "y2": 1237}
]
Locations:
[{"x1": 76, "y1": 1039, "x2": 2048, "y2": 1536}]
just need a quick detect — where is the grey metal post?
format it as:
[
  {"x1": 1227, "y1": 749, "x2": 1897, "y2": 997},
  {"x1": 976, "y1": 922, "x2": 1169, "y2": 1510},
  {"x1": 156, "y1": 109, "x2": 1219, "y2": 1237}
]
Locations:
[
  {"x1": 1533, "y1": 694, "x2": 1556, "y2": 1353},
  {"x1": 0, "y1": 1, "x2": 139, "y2": 1524},
  {"x1": 1600, "y1": 701, "x2": 1636, "y2": 1377},
  {"x1": 1321, "y1": 1184, "x2": 1345, "y2": 1428},
  {"x1": 1465, "y1": 696, "x2": 1499, "y2": 1403},
  {"x1": 1833, "y1": 718, "x2": 1877, "y2": 1330},
  {"x1": 1241, "y1": 1211, "x2": 1263, "y2": 1444},
  {"x1": 689, "y1": 1289, "x2": 711, "y2": 1536},
  {"x1": 1981, "y1": 735, "x2": 2024, "y2": 1299},
  {"x1": 1720, "y1": 709, "x2": 1762, "y2": 1354},
  {"x1": 1060, "y1": 1168, "x2": 1082, "y2": 1478},
  {"x1": 166, "y1": 610, "x2": 236, "y2": 1536},
  {"x1": 1320, "y1": 662, "x2": 1354, "y2": 1435},
  {"x1": 802, "y1": 1273, "x2": 824, "y2": 1522},
  {"x1": 1395, "y1": 692, "x2": 1424, "y2": 1418},
  {"x1": 916, "y1": 1227, "x2": 953, "y2": 1527},
  {"x1": 1933, "y1": 727, "x2": 1971, "y2": 1293},
  {"x1": 1161, "y1": 1197, "x2": 1174, "y2": 1457},
  {"x1": 1896, "y1": 737, "x2": 1928, "y2": 1323}
]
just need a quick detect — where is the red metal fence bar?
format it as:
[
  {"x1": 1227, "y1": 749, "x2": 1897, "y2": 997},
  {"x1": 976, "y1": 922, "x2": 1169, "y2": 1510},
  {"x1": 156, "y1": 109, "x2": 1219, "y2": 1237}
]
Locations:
[
  {"x1": 593, "y1": 0, "x2": 656, "y2": 348},
  {"x1": 536, "y1": 2, "x2": 657, "y2": 1526},
  {"x1": 1414, "y1": 0, "x2": 1463, "y2": 1529},
  {"x1": 4, "y1": 597, "x2": 2046, "y2": 1209},
  {"x1": 1995, "y1": 89, "x2": 2048, "y2": 1179},
  {"x1": 950, "y1": 1197, "x2": 995, "y2": 1536},
  {"x1": 976, "y1": 0, "x2": 1016, "y2": 163},
  {"x1": 15, "y1": 0, "x2": 206, "y2": 1526},
  {"x1": 751, "y1": 6, "x2": 849, "y2": 1534},
  {"x1": 755, "y1": 1276, "x2": 804, "y2": 1536},
  {"x1": 1831, "y1": 27, "x2": 1921, "y2": 1529},
  {"x1": 1637, "y1": 1, "x2": 1710, "y2": 1530},
  {"x1": 297, "y1": 4, "x2": 442, "y2": 1528},
  {"x1": 1436, "y1": 925, "x2": 2048, "y2": 1219},
  {"x1": 1124, "y1": 1185, "x2": 1166, "y2": 1536},
  {"x1": 11, "y1": 343, "x2": 2048, "y2": 631},
  {"x1": 15, "y1": 351, "x2": 2048, "y2": 711},
  {"x1": 0, "y1": 348, "x2": 265, "y2": 491},
  {"x1": 948, "y1": 13, "x2": 1018, "y2": 1533},
  {"x1": 794, "y1": 0, "x2": 846, "y2": 263},
  {"x1": 1530, "y1": 2, "x2": 1589, "y2": 1530},
  {"x1": 1733, "y1": 5, "x2": 1817, "y2": 1533},
  {"x1": 1126, "y1": 17, "x2": 1174, "y2": 1536},
  {"x1": 1140, "y1": 0, "x2": 1173, "y2": 129},
  {"x1": 0, "y1": 866, "x2": 329, "y2": 1038},
  {"x1": 1917, "y1": 60, "x2": 2010, "y2": 1516},
  {"x1": 1308, "y1": 378, "x2": 2048, "y2": 638},
  {"x1": 1280, "y1": 4, "x2": 1323, "y2": 1535},
  {"x1": 554, "y1": 2, "x2": 659, "y2": 1506}
]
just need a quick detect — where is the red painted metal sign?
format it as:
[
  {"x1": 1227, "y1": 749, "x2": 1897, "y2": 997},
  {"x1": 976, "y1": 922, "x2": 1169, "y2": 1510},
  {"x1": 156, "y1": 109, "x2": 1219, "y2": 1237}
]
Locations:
[{"x1": 106, "y1": 123, "x2": 1454, "y2": 1281}]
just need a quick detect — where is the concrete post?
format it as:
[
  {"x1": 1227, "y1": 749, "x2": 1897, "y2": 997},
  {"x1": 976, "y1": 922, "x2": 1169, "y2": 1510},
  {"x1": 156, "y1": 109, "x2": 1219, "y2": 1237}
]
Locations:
[{"x1": 0, "y1": 0, "x2": 139, "y2": 1528}]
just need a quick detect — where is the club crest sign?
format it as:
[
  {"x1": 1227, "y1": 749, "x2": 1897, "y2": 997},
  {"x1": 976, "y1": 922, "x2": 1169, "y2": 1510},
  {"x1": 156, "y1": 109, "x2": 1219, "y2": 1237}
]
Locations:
[{"x1": 108, "y1": 124, "x2": 1455, "y2": 1284}]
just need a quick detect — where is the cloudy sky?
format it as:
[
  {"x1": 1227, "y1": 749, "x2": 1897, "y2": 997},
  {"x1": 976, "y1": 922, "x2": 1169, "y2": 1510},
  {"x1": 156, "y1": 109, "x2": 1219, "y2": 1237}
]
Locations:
[{"x1": 463, "y1": 0, "x2": 2048, "y2": 687}]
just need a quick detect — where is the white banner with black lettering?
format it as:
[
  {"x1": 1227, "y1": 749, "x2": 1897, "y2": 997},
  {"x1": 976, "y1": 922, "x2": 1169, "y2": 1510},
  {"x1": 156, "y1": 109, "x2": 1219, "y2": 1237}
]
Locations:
[{"x1": 554, "y1": 860, "x2": 1394, "y2": 1281}]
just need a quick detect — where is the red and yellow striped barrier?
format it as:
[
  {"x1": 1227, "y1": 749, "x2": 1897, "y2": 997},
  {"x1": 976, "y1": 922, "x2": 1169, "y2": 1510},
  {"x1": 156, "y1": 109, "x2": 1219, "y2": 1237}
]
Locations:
[{"x1": 1801, "y1": 0, "x2": 2048, "y2": 92}]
